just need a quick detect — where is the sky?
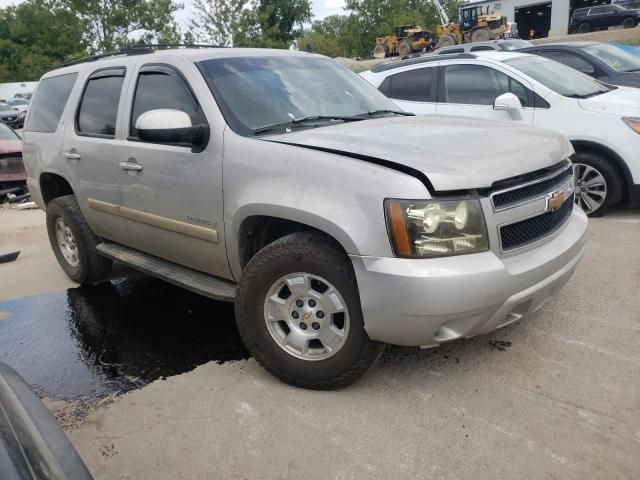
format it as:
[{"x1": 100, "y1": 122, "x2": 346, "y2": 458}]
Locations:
[{"x1": 0, "y1": 0, "x2": 348, "y2": 31}]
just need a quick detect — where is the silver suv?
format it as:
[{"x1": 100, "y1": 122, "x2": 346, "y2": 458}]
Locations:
[{"x1": 23, "y1": 47, "x2": 587, "y2": 389}]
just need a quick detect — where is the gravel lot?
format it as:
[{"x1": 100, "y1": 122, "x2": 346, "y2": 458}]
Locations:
[{"x1": 0, "y1": 206, "x2": 639, "y2": 479}]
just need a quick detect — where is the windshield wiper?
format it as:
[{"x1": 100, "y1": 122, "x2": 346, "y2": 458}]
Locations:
[
  {"x1": 254, "y1": 115, "x2": 366, "y2": 135},
  {"x1": 363, "y1": 109, "x2": 414, "y2": 117},
  {"x1": 564, "y1": 90, "x2": 609, "y2": 99}
]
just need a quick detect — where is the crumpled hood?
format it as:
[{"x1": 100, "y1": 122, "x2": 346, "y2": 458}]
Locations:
[
  {"x1": 267, "y1": 115, "x2": 571, "y2": 191},
  {"x1": 578, "y1": 86, "x2": 640, "y2": 116}
]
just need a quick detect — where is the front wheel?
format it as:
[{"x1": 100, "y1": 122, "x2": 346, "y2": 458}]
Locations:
[
  {"x1": 578, "y1": 22, "x2": 591, "y2": 33},
  {"x1": 235, "y1": 231, "x2": 384, "y2": 389},
  {"x1": 572, "y1": 152, "x2": 623, "y2": 216}
]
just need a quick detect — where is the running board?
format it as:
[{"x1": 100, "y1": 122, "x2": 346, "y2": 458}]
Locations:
[{"x1": 96, "y1": 243, "x2": 236, "y2": 302}]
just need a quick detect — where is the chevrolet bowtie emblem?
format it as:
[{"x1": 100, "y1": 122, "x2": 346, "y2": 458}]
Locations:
[{"x1": 547, "y1": 191, "x2": 565, "y2": 212}]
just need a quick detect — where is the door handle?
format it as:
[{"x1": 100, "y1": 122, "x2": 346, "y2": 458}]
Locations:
[
  {"x1": 64, "y1": 150, "x2": 81, "y2": 161},
  {"x1": 119, "y1": 161, "x2": 143, "y2": 172}
]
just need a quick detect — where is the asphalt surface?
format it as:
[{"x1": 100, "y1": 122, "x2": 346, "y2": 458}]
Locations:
[{"x1": 0, "y1": 206, "x2": 639, "y2": 479}]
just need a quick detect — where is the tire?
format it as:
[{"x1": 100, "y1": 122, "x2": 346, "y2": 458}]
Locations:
[
  {"x1": 46, "y1": 195, "x2": 112, "y2": 283},
  {"x1": 578, "y1": 22, "x2": 591, "y2": 33},
  {"x1": 471, "y1": 27, "x2": 491, "y2": 42},
  {"x1": 398, "y1": 42, "x2": 412, "y2": 57},
  {"x1": 235, "y1": 231, "x2": 384, "y2": 390},
  {"x1": 572, "y1": 151, "x2": 624, "y2": 217},
  {"x1": 436, "y1": 34, "x2": 457, "y2": 48},
  {"x1": 372, "y1": 44, "x2": 387, "y2": 59},
  {"x1": 622, "y1": 18, "x2": 636, "y2": 29}
]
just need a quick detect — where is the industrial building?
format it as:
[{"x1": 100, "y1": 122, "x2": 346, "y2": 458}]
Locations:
[{"x1": 460, "y1": 0, "x2": 638, "y2": 39}]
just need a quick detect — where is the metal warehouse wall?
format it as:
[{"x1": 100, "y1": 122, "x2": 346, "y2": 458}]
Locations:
[{"x1": 464, "y1": 0, "x2": 572, "y2": 36}]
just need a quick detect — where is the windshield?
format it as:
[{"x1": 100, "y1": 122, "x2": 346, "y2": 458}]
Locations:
[
  {"x1": 0, "y1": 104, "x2": 14, "y2": 112},
  {"x1": 8, "y1": 99, "x2": 28, "y2": 106},
  {"x1": 0, "y1": 122, "x2": 19, "y2": 139},
  {"x1": 500, "y1": 40, "x2": 533, "y2": 51},
  {"x1": 197, "y1": 56, "x2": 401, "y2": 136},
  {"x1": 504, "y1": 55, "x2": 612, "y2": 98},
  {"x1": 582, "y1": 43, "x2": 640, "y2": 73}
]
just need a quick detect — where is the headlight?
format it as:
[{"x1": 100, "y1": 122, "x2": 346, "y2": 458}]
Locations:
[
  {"x1": 385, "y1": 198, "x2": 489, "y2": 258},
  {"x1": 623, "y1": 117, "x2": 640, "y2": 135}
]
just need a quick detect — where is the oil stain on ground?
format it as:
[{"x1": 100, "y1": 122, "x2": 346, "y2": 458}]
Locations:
[{"x1": 0, "y1": 277, "x2": 249, "y2": 401}]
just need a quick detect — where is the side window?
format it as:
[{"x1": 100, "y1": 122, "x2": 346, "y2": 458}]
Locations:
[
  {"x1": 470, "y1": 46, "x2": 495, "y2": 52},
  {"x1": 24, "y1": 73, "x2": 78, "y2": 133},
  {"x1": 380, "y1": 67, "x2": 435, "y2": 102},
  {"x1": 539, "y1": 51, "x2": 595, "y2": 75},
  {"x1": 130, "y1": 67, "x2": 206, "y2": 139},
  {"x1": 442, "y1": 65, "x2": 531, "y2": 107},
  {"x1": 76, "y1": 68, "x2": 125, "y2": 137},
  {"x1": 439, "y1": 48, "x2": 464, "y2": 55}
]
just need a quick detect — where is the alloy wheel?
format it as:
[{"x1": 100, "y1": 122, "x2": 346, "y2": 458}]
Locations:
[{"x1": 573, "y1": 163, "x2": 607, "y2": 214}]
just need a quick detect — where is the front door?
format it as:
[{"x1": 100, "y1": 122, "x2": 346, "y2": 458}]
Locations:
[
  {"x1": 116, "y1": 60, "x2": 231, "y2": 279},
  {"x1": 435, "y1": 63, "x2": 535, "y2": 125}
]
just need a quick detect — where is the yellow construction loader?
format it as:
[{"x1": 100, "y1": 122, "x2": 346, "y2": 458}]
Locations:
[
  {"x1": 372, "y1": 25, "x2": 434, "y2": 59},
  {"x1": 433, "y1": 1, "x2": 509, "y2": 48}
]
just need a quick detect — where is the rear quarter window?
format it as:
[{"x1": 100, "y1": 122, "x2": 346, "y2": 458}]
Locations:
[{"x1": 25, "y1": 73, "x2": 78, "y2": 133}]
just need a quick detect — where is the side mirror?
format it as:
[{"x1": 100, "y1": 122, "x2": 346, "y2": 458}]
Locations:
[
  {"x1": 579, "y1": 65, "x2": 596, "y2": 76},
  {"x1": 135, "y1": 109, "x2": 209, "y2": 151},
  {"x1": 493, "y1": 92, "x2": 523, "y2": 120}
]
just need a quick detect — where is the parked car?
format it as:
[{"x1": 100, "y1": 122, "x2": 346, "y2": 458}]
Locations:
[
  {"x1": 23, "y1": 47, "x2": 586, "y2": 389},
  {"x1": 0, "y1": 122, "x2": 25, "y2": 188},
  {"x1": 569, "y1": 4, "x2": 640, "y2": 33},
  {"x1": 7, "y1": 97, "x2": 30, "y2": 112},
  {"x1": 434, "y1": 39, "x2": 533, "y2": 55},
  {"x1": 0, "y1": 102, "x2": 26, "y2": 128},
  {"x1": 519, "y1": 42, "x2": 640, "y2": 88},
  {"x1": 0, "y1": 362, "x2": 92, "y2": 479},
  {"x1": 361, "y1": 51, "x2": 640, "y2": 215}
]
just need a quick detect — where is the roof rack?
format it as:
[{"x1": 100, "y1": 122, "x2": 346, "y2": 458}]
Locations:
[
  {"x1": 59, "y1": 44, "x2": 224, "y2": 68},
  {"x1": 371, "y1": 53, "x2": 477, "y2": 73}
]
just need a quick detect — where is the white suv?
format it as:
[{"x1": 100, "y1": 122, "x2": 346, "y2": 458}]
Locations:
[{"x1": 361, "y1": 51, "x2": 640, "y2": 216}]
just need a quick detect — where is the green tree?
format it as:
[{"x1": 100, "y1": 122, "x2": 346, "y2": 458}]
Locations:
[
  {"x1": 189, "y1": 0, "x2": 247, "y2": 46},
  {"x1": 255, "y1": 0, "x2": 312, "y2": 48},
  {"x1": 0, "y1": 0, "x2": 86, "y2": 81},
  {"x1": 54, "y1": 0, "x2": 183, "y2": 53}
]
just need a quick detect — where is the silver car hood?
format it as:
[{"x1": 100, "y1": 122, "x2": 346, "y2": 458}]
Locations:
[{"x1": 267, "y1": 115, "x2": 572, "y2": 191}]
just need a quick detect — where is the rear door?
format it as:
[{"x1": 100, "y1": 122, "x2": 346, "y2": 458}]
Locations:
[
  {"x1": 378, "y1": 65, "x2": 439, "y2": 114},
  {"x1": 115, "y1": 58, "x2": 231, "y2": 279},
  {"x1": 63, "y1": 66, "x2": 129, "y2": 242},
  {"x1": 434, "y1": 62, "x2": 535, "y2": 124}
]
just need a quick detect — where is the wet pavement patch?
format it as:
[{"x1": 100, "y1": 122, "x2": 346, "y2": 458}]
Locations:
[{"x1": 0, "y1": 277, "x2": 250, "y2": 401}]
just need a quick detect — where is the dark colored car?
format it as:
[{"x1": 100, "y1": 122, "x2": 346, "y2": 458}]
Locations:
[
  {"x1": 0, "y1": 122, "x2": 25, "y2": 189},
  {"x1": 0, "y1": 103, "x2": 26, "y2": 128},
  {"x1": 569, "y1": 4, "x2": 640, "y2": 33},
  {"x1": 519, "y1": 41, "x2": 640, "y2": 88},
  {"x1": 0, "y1": 362, "x2": 92, "y2": 479}
]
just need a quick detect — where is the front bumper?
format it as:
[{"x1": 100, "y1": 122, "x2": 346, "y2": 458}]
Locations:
[{"x1": 351, "y1": 208, "x2": 588, "y2": 347}]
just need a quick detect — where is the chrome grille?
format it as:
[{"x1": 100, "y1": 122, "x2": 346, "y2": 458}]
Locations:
[
  {"x1": 492, "y1": 165, "x2": 573, "y2": 210},
  {"x1": 0, "y1": 156, "x2": 25, "y2": 175},
  {"x1": 500, "y1": 194, "x2": 574, "y2": 251}
]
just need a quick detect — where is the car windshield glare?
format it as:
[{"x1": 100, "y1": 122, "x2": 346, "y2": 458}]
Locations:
[
  {"x1": 501, "y1": 40, "x2": 532, "y2": 51},
  {"x1": 0, "y1": 123, "x2": 18, "y2": 139},
  {"x1": 0, "y1": 104, "x2": 13, "y2": 112},
  {"x1": 582, "y1": 43, "x2": 640, "y2": 73},
  {"x1": 197, "y1": 56, "x2": 400, "y2": 136},
  {"x1": 504, "y1": 56, "x2": 611, "y2": 97}
]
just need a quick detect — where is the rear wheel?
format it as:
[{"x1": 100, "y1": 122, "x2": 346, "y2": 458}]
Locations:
[
  {"x1": 622, "y1": 17, "x2": 636, "y2": 29},
  {"x1": 436, "y1": 34, "x2": 457, "y2": 48},
  {"x1": 235, "y1": 231, "x2": 384, "y2": 389},
  {"x1": 46, "y1": 195, "x2": 112, "y2": 283},
  {"x1": 471, "y1": 27, "x2": 491, "y2": 42},
  {"x1": 578, "y1": 22, "x2": 591, "y2": 33},
  {"x1": 572, "y1": 152, "x2": 623, "y2": 216}
]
